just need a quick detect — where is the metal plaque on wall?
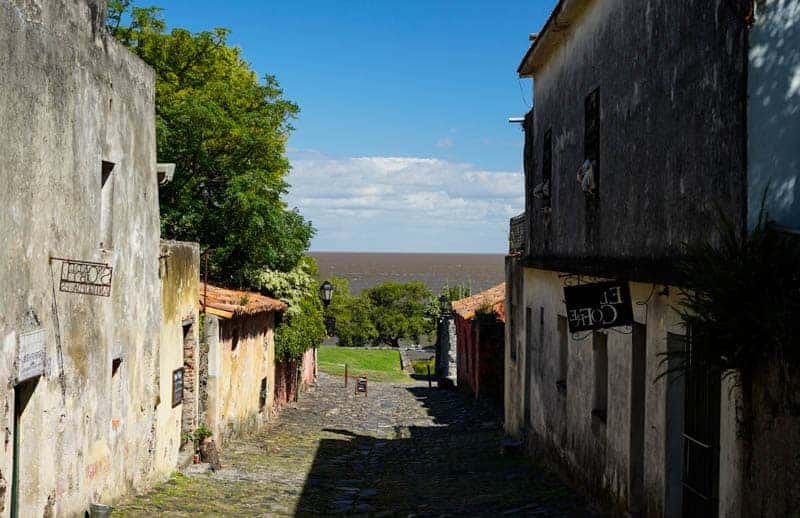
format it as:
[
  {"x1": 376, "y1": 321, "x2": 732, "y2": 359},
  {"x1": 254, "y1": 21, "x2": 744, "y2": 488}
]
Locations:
[
  {"x1": 17, "y1": 329, "x2": 46, "y2": 384},
  {"x1": 172, "y1": 367, "x2": 184, "y2": 407},
  {"x1": 59, "y1": 259, "x2": 113, "y2": 297},
  {"x1": 563, "y1": 281, "x2": 633, "y2": 333}
]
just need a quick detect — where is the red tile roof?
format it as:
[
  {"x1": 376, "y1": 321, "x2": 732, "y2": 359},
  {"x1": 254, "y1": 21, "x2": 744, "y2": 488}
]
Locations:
[
  {"x1": 200, "y1": 283, "x2": 286, "y2": 319},
  {"x1": 451, "y1": 283, "x2": 506, "y2": 323}
]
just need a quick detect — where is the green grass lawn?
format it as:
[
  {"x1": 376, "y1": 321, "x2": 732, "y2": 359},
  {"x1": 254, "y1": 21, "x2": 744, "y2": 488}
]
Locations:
[{"x1": 318, "y1": 346, "x2": 411, "y2": 383}]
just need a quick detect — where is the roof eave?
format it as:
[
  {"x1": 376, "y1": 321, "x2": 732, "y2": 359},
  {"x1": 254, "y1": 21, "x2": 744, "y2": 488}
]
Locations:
[{"x1": 517, "y1": 0, "x2": 594, "y2": 78}]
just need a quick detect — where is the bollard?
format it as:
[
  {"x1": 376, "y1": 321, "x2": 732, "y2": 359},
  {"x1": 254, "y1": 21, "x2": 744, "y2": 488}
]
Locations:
[
  {"x1": 427, "y1": 364, "x2": 432, "y2": 388},
  {"x1": 345, "y1": 363, "x2": 348, "y2": 388}
]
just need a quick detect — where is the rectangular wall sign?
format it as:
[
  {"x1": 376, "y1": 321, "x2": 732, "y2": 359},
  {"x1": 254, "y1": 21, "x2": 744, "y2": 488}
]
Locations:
[
  {"x1": 564, "y1": 281, "x2": 634, "y2": 333},
  {"x1": 172, "y1": 367, "x2": 184, "y2": 407},
  {"x1": 17, "y1": 329, "x2": 46, "y2": 384},
  {"x1": 59, "y1": 259, "x2": 113, "y2": 297}
]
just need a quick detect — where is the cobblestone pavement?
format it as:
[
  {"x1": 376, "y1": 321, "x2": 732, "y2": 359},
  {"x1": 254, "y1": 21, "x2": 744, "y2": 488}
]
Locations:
[{"x1": 115, "y1": 373, "x2": 599, "y2": 517}]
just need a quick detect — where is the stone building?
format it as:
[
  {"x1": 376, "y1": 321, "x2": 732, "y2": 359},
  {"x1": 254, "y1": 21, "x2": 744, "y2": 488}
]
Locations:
[
  {"x1": 200, "y1": 284, "x2": 286, "y2": 446},
  {"x1": 505, "y1": 0, "x2": 798, "y2": 516},
  {"x1": 0, "y1": 0, "x2": 179, "y2": 514},
  {"x1": 453, "y1": 284, "x2": 506, "y2": 400},
  {"x1": 273, "y1": 348, "x2": 317, "y2": 412},
  {"x1": 158, "y1": 241, "x2": 200, "y2": 468}
]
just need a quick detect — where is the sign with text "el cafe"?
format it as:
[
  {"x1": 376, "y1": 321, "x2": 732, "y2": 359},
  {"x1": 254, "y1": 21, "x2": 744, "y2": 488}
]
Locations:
[{"x1": 563, "y1": 281, "x2": 633, "y2": 333}]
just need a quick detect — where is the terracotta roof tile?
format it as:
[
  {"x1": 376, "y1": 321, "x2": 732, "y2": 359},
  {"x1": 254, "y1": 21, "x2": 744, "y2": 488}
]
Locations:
[
  {"x1": 451, "y1": 283, "x2": 506, "y2": 323},
  {"x1": 200, "y1": 283, "x2": 287, "y2": 318}
]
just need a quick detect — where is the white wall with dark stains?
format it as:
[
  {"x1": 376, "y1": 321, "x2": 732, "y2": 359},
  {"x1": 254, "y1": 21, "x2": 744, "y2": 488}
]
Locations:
[{"x1": 503, "y1": 266, "x2": 747, "y2": 515}]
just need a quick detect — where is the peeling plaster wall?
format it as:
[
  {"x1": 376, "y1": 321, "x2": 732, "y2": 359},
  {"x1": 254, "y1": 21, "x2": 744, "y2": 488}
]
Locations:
[
  {"x1": 0, "y1": 0, "x2": 160, "y2": 514},
  {"x1": 748, "y1": 0, "x2": 800, "y2": 229},
  {"x1": 505, "y1": 268, "x2": 715, "y2": 515},
  {"x1": 157, "y1": 241, "x2": 200, "y2": 472},
  {"x1": 205, "y1": 312, "x2": 276, "y2": 447},
  {"x1": 526, "y1": 0, "x2": 748, "y2": 274}
]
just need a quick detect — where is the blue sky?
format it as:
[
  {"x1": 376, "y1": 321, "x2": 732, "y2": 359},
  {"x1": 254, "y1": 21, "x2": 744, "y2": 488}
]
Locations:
[{"x1": 150, "y1": 1, "x2": 552, "y2": 253}]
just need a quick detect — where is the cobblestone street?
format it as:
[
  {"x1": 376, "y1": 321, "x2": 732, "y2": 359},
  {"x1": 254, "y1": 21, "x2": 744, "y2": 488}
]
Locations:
[{"x1": 115, "y1": 373, "x2": 597, "y2": 516}]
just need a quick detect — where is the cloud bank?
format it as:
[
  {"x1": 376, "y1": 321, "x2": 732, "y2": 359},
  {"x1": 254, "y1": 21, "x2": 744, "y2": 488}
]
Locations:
[{"x1": 285, "y1": 151, "x2": 524, "y2": 253}]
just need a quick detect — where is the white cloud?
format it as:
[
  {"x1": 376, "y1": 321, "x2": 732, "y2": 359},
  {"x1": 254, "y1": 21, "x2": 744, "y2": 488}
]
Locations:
[{"x1": 285, "y1": 151, "x2": 524, "y2": 252}]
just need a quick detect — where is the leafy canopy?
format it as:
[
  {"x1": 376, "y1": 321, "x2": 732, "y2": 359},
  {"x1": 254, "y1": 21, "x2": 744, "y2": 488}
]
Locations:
[
  {"x1": 108, "y1": 2, "x2": 313, "y2": 287},
  {"x1": 259, "y1": 257, "x2": 326, "y2": 361},
  {"x1": 326, "y1": 277, "x2": 379, "y2": 348},
  {"x1": 365, "y1": 281, "x2": 434, "y2": 347}
]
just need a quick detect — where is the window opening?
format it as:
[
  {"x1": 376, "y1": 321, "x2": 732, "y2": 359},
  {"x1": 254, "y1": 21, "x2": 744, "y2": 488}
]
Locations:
[
  {"x1": 581, "y1": 89, "x2": 600, "y2": 194},
  {"x1": 100, "y1": 161, "x2": 115, "y2": 249},
  {"x1": 538, "y1": 129, "x2": 553, "y2": 209},
  {"x1": 259, "y1": 377, "x2": 268, "y2": 412},
  {"x1": 592, "y1": 331, "x2": 608, "y2": 422}
]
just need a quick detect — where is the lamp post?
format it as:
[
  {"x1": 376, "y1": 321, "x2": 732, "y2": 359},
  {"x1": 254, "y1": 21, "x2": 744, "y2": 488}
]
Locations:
[
  {"x1": 319, "y1": 281, "x2": 335, "y2": 336},
  {"x1": 438, "y1": 294, "x2": 451, "y2": 317}
]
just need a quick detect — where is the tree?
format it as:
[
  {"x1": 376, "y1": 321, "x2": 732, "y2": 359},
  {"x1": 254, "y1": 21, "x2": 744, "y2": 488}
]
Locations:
[
  {"x1": 107, "y1": 3, "x2": 313, "y2": 287},
  {"x1": 364, "y1": 281, "x2": 434, "y2": 347},
  {"x1": 258, "y1": 256, "x2": 326, "y2": 361},
  {"x1": 326, "y1": 277, "x2": 378, "y2": 347}
]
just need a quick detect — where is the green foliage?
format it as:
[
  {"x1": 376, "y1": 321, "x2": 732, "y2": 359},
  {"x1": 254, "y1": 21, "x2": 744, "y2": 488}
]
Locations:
[
  {"x1": 668, "y1": 205, "x2": 800, "y2": 377},
  {"x1": 474, "y1": 300, "x2": 499, "y2": 323},
  {"x1": 256, "y1": 256, "x2": 319, "y2": 318},
  {"x1": 183, "y1": 424, "x2": 213, "y2": 445},
  {"x1": 274, "y1": 294, "x2": 325, "y2": 361},
  {"x1": 365, "y1": 281, "x2": 434, "y2": 347},
  {"x1": 107, "y1": 3, "x2": 313, "y2": 287},
  {"x1": 441, "y1": 283, "x2": 471, "y2": 302},
  {"x1": 260, "y1": 257, "x2": 325, "y2": 361},
  {"x1": 326, "y1": 277, "x2": 379, "y2": 347}
]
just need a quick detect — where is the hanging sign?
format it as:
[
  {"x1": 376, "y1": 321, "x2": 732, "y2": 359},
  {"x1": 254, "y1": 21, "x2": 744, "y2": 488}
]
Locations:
[
  {"x1": 58, "y1": 259, "x2": 113, "y2": 297},
  {"x1": 172, "y1": 368, "x2": 184, "y2": 407},
  {"x1": 17, "y1": 329, "x2": 46, "y2": 384},
  {"x1": 564, "y1": 281, "x2": 633, "y2": 333}
]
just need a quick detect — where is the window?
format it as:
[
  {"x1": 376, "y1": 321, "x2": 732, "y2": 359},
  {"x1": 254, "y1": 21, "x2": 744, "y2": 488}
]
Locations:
[
  {"x1": 584, "y1": 89, "x2": 600, "y2": 192},
  {"x1": 557, "y1": 316, "x2": 568, "y2": 394},
  {"x1": 259, "y1": 377, "x2": 268, "y2": 412},
  {"x1": 100, "y1": 161, "x2": 115, "y2": 249},
  {"x1": 541, "y1": 129, "x2": 553, "y2": 209},
  {"x1": 592, "y1": 331, "x2": 608, "y2": 422}
]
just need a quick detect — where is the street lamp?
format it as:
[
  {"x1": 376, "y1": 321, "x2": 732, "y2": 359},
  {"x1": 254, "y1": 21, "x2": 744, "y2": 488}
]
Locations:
[
  {"x1": 319, "y1": 280, "x2": 334, "y2": 308},
  {"x1": 438, "y1": 294, "x2": 451, "y2": 317},
  {"x1": 319, "y1": 281, "x2": 335, "y2": 336}
]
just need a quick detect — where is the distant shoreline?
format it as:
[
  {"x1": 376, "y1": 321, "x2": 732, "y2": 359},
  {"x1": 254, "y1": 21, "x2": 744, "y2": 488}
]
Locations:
[{"x1": 310, "y1": 251, "x2": 505, "y2": 296}]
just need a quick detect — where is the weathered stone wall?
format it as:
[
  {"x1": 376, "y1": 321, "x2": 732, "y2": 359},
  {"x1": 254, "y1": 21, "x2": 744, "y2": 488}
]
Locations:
[
  {"x1": 524, "y1": 0, "x2": 748, "y2": 279},
  {"x1": 434, "y1": 315, "x2": 457, "y2": 384},
  {"x1": 504, "y1": 255, "x2": 525, "y2": 435},
  {"x1": 503, "y1": 268, "x2": 745, "y2": 516},
  {"x1": 158, "y1": 240, "x2": 200, "y2": 469},
  {"x1": 0, "y1": 0, "x2": 160, "y2": 514},
  {"x1": 204, "y1": 312, "x2": 276, "y2": 446}
]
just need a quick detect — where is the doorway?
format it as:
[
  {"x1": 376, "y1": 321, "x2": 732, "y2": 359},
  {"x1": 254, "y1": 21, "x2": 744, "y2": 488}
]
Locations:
[
  {"x1": 681, "y1": 332, "x2": 720, "y2": 517},
  {"x1": 629, "y1": 323, "x2": 646, "y2": 514},
  {"x1": 11, "y1": 379, "x2": 38, "y2": 518}
]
